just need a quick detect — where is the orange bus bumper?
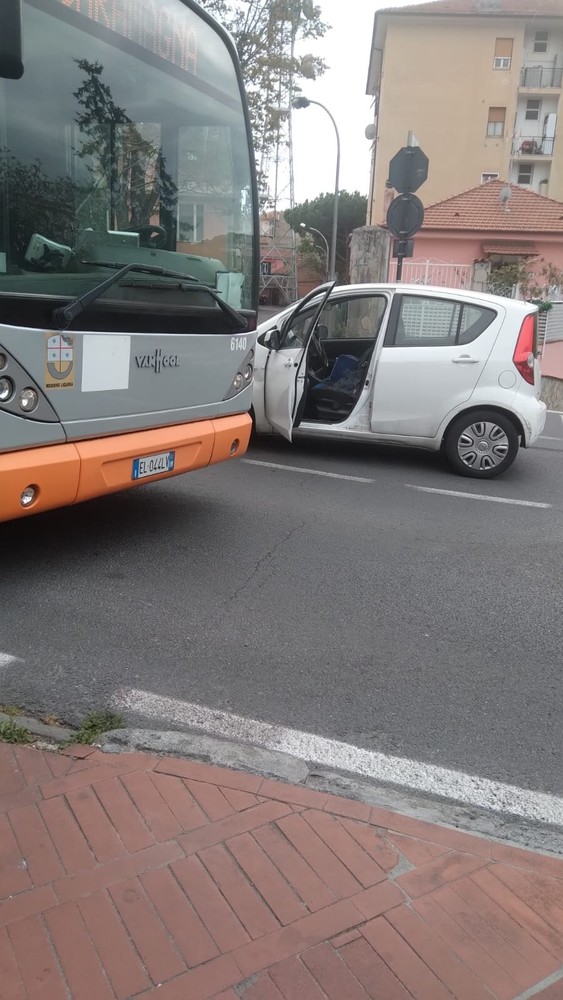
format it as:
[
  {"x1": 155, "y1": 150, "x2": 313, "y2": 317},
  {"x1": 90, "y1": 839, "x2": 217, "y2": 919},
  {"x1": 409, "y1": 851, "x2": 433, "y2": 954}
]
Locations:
[{"x1": 0, "y1": 413, "x2": 251, "y2": 522}]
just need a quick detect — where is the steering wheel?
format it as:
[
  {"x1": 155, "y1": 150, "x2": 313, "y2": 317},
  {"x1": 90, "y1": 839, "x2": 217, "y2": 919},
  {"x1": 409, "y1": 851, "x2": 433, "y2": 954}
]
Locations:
[
  {"x1": 129, "y1": 225, "x2": 168, "y2": 249},
  {"x1": 309, "y1": 327, "x2": 329, "y2": 372}
]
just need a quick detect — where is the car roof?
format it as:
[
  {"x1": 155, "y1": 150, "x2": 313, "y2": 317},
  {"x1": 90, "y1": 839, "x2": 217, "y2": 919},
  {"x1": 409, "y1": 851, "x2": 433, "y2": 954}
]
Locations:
[
  {"x1": 258, "y1": 283, "x2": 536, "y2": 327},
  {"x1": 329, "y1": 283, "x2": 535, "y2": 312}
]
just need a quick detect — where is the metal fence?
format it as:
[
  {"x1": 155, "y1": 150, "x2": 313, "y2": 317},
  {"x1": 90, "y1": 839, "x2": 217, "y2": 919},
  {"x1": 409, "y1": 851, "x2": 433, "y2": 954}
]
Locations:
[
  {"x1": 388, "y1": 259, "x2": 474, "y2": 289},
  {"x1": 545, "y1": 302, "x2": 563, "y2": 343},
  {"x1": 520, "y1": 66, "x2": 563, "y2": 89}
]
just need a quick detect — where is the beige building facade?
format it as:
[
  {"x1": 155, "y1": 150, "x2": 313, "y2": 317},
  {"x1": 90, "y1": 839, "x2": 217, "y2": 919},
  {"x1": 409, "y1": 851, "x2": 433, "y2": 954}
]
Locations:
[{"x1": 366, "y1": 0, "x2": 563, "y2": 224}]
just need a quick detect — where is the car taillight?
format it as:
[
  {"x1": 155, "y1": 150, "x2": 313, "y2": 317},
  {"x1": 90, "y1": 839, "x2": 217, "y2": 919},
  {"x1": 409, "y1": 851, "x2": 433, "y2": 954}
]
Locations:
[{"x1": 512, "y1": 313, "x2": 536, "y2": 385}]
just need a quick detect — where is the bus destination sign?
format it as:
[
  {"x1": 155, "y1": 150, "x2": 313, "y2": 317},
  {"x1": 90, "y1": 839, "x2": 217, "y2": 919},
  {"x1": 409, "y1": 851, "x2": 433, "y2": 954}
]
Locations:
[{"x1": 57, "y1": 0, "x2": 199, "y2": 76}]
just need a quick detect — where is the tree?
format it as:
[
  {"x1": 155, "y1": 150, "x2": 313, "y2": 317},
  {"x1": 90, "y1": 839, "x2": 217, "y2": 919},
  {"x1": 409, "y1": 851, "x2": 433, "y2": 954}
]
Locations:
[
  {"x1": 0, "y1": 150, "x2": 77, "y2": 265},
  {"x1": 73, "y1": 59, "x2": 177, "y2": 234},
  {"x1": 197, "y1": 1, "x2": 328, "y2": 159},
  {"x1": 284, "y1": 191, "x2": 368, "y2": 281},
  {"x1": 487, "y1": 257, "x2": 563, "y2": 310}
]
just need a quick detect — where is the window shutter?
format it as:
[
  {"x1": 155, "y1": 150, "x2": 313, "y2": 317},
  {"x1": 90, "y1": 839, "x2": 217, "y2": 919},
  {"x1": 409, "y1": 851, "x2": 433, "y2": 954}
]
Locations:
[{"x1": 494, "y1": 38, "x2": 513, "y2": 57}]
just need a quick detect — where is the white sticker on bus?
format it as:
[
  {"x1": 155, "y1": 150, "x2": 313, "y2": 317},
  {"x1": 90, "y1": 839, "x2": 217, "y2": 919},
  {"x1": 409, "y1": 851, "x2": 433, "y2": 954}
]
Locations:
[{"x1": 82, "y1": 335, "x2": 131, "y2": 392}]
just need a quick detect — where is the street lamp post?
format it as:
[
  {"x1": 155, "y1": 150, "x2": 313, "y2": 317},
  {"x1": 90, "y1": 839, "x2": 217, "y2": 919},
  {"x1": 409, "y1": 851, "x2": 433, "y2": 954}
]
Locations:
[
  {"x1": 292, "y1": 96, "x2": 340, "y2": 282},
  {"x1": 299, "y1": 222, "x2": 329, "y2": 280}
]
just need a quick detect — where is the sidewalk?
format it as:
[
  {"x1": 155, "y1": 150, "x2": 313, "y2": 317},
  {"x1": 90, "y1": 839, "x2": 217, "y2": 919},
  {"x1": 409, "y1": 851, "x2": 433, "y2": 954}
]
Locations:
[{"x1": 1, "y1": 742, "x2": 562, "y2": 1000}]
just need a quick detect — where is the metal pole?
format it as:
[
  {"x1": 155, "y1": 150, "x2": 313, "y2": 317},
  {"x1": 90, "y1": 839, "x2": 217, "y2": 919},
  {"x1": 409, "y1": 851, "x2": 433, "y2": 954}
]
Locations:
[
  {"x1": 301, "y1": 100, "x2": 340, "y2": 281},
  {"x1": 300, "y1": 224, "x2": 329, "y2": 279}
]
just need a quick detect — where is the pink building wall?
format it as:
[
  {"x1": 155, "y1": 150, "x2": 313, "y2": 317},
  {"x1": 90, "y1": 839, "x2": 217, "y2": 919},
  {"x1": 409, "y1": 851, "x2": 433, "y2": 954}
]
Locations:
[{"x1": 404, "y1": 231, "x2": 563, "y2": 272}]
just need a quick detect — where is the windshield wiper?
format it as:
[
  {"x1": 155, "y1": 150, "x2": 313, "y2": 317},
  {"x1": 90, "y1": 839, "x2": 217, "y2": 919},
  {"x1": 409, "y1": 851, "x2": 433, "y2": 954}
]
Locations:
[{"x1": 52, "y1": 261, "x2": 248, "y2": 332}]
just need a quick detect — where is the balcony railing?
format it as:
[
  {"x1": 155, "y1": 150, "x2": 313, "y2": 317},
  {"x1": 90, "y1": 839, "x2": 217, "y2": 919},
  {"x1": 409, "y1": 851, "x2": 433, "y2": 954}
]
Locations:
[
  {"x1": 520, "y1": 66, "x2": 563, "y2": 88},
  {"x1": 512, "y1": 135, "x2": 556, "y2": 156}
]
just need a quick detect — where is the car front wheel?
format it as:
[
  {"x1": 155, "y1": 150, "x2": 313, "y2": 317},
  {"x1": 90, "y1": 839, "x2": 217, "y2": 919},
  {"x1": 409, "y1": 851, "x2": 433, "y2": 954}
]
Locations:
[{"x1": 444, "y1": 410, "x2": 519, "y2": 478}]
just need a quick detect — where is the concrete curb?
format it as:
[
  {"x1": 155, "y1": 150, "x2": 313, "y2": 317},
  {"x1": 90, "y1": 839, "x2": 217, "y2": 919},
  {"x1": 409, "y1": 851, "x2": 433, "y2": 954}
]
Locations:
[
  {"x1": 100, "y1": 727, "x2": 563, "y2": 858},
  {"x1": 0, "y1": 711, "x2": 75, "y2": 744}
]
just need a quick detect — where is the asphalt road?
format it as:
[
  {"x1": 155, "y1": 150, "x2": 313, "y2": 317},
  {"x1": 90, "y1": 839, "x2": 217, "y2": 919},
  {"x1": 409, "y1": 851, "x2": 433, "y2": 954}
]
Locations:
[{"x1": 1, "y1": 414, "x2": 563, "y2": 805}]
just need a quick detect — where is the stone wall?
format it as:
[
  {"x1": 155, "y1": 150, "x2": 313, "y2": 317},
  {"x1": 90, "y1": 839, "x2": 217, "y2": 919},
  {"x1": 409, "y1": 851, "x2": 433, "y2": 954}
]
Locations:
[
  {"x1": 541, "y1": 376, "x2": 563, "y2": 411},
  {"x1": 349, "y1": 227, "x2": 392, "y2": 285}
]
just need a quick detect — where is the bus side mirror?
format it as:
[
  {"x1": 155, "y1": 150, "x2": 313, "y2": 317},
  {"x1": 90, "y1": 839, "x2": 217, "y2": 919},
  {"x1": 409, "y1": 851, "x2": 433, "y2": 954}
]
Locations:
[{"x1": 0, "y1": 0, "x2": 24, "y2": 80}]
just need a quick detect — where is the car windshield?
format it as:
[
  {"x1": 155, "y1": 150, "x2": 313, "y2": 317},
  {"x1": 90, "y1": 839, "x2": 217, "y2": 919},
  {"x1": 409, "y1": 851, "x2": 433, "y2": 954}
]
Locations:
[{"x1": 0, "y1": 0, "x2": 256, "y2": 311}]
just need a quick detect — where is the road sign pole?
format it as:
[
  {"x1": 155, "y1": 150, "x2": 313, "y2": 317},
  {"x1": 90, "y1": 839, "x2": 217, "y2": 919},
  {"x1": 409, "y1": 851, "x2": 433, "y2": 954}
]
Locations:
[{"x1": 396, "y1": 254, "x2": 404, "y2": 282}]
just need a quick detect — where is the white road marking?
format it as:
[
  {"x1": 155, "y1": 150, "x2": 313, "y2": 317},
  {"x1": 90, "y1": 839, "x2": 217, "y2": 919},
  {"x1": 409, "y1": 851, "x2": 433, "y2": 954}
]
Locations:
[
  {"x1": 406, "y1": 485, "x2": 551, "y2": 509},
  {"x1": 0, "y1": 652, "x2": 23, "y2": 668},
  {"x1": 112, "y1": 688, "x2": 563, "y2": 828},
  {"x1": 243, "y1": 459, "x2": 376, "y2": 484}
]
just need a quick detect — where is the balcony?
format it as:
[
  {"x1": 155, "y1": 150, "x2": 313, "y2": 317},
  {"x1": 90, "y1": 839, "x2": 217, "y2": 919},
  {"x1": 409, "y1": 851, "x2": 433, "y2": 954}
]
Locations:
[
  {"x1": 520, "y1": 66, "x2": 562, "y2": 89},
  {"x1": 512, "y1": 135, "x2": 556, "y2": 157}
]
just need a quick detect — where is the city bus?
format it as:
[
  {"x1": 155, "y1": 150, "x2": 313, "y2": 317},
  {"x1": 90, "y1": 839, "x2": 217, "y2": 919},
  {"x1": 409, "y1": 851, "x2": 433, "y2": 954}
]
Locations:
[{"x1": 0, "y1": 0, "x2": 259, "y2": 522}]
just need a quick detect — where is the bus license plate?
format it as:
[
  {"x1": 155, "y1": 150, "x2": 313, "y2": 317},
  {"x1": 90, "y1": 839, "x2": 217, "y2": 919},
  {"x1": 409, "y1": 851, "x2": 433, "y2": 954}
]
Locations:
[{"x1": 132, "y1": 450, "x2": 175, "y2": 480}]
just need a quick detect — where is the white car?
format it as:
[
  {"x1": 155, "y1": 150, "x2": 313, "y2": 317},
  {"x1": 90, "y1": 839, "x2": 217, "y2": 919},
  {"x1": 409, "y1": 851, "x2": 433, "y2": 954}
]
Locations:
[{"x1": 252, "y1": 282, "x2": 546, "y2": 478}]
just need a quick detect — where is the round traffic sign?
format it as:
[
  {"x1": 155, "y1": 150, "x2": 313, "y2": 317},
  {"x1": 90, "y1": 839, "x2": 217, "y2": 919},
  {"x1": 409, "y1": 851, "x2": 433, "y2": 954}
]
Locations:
[{"x1": 386, "y1": 194, "x2": 425, "y2": 238}]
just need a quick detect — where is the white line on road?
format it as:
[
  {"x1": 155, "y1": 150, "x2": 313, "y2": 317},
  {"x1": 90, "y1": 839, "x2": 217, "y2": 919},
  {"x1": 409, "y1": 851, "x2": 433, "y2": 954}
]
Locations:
[
  {"x1": 406, "y1": 485, "x2": 551, "y2": 508},
  {"x1": 243, "y1": 459, "x2": 376, "y2": 484},
  {"x1": 0, "y1": 652, "x2": 23, "y2": 668},
  {"x1": 112, "y1": 688, "x2": 563, "y2": 828}
]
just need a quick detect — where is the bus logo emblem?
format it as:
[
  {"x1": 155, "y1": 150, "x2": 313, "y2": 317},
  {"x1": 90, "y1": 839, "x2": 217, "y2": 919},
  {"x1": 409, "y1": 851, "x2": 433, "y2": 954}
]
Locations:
[
  {"x1": 45, "y1": 334, "x2": 75, "y2": 389},
  {"x1": 135, "y1": 349, "x2": 179, "y2": 374}
]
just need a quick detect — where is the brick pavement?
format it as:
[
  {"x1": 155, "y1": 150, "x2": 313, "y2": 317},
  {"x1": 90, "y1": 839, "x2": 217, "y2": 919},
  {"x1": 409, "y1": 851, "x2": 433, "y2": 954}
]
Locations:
[{"x1": 0, "y1": 741, "x2": 562, "y2": 999}]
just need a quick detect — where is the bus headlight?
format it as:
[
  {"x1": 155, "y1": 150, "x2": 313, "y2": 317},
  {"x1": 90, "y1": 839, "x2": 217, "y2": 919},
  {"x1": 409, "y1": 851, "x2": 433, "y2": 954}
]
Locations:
[
  {"x1": 232, "y1": 373, "x2": 244, "y2": 391},
  {"x1": 0, "y1": 377, "x2": 14, "y2": 402},
  {"x1": 0, "y1": 353, "x2": 7, "y2": 370},
  {"x1": 19, "y1": 388, "x2": 39, "y2": 412},
  {"x1": 243, "y1": 364, "x2": 253, "y2": 382}
]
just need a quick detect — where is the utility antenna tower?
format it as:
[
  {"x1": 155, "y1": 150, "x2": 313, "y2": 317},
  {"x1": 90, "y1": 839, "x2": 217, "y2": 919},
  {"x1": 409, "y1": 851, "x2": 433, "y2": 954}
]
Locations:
[{"x1": 258, "y1": 0, "x2": 313, "y2": 305}]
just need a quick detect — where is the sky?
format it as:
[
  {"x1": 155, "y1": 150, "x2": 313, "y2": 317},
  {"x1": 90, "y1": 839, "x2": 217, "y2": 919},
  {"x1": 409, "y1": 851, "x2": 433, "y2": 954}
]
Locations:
[{"x1": 290, "y1": 0, "x2": 418, "y2": 206}]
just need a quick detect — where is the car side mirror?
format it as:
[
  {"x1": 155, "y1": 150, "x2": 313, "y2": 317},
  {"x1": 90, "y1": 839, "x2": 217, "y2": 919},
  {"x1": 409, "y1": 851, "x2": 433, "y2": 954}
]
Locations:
[
  {"x1": 261, "y1": 327, "x2": 281, "y2": 350},
  {"x1": 0, "y1": 0, "x2": 24, "y2": 80}
]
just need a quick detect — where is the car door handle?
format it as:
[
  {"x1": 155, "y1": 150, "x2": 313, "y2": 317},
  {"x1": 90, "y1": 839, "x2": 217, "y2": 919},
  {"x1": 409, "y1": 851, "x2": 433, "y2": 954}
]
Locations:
[
  {"x1": 452, "y1": 355, "x2": 479, "y2": 364},
  {"x1": 283, "y1": 359, "x2": 296, "y2": 368}
]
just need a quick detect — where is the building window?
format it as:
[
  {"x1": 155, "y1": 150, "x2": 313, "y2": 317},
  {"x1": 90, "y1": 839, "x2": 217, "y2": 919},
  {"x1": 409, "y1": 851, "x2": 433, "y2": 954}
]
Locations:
[
  {"x1": 533, "y1": 30, "x2": 549, "y2": 53},
  {"x1": 493, "y1": 38, "x2": 513, "y2": 69},
  {"x1": 517, "y1": 164, "x2": 533, "y2": 185},
  {"x1": 481, "y1": 172, "x2": 499, "y2": 183},
  {"x1": 487, "y1": 107, "x2": 506, "y2": 137},
  {"x1": 525, "y1": 99, "x2": 541, "y2": 121}
]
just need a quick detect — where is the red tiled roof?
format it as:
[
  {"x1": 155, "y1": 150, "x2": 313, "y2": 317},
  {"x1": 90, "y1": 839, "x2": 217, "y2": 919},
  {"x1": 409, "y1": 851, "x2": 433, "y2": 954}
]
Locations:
[
  {"x1": 380, "y1": 0, "x2": 562, "y2": 16},
  {"x1": 422, "y1": 180, "x2": 563, "y2": 232}
]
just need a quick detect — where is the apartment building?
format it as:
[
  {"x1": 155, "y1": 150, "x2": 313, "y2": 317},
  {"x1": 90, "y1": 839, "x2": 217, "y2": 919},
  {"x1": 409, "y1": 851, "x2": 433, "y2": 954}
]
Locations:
[{"x1": 366, "y1": 0, "x2": 563, "y2": 223}]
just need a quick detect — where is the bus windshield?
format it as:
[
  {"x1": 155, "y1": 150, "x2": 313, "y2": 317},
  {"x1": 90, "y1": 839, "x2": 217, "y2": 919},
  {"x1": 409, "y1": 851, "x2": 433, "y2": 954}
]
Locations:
[{"x1": 0, "y1": 0, "x2": 257, "y2": 315}]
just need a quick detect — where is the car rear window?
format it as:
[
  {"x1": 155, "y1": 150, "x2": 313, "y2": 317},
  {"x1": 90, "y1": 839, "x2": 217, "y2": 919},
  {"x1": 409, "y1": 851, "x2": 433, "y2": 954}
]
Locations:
[{"x1": 393, "y1": 296, "x2": 497, "y2": 347}]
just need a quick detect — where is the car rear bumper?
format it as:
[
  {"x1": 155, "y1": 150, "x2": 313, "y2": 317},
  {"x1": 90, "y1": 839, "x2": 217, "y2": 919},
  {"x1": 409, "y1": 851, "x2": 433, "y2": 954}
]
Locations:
[
  {"x1": 512, "y1": 394, "x2": 546, "y2": 446},
  {"x1": 0, "y1": 413, "x2": 251, "y2": 522}
]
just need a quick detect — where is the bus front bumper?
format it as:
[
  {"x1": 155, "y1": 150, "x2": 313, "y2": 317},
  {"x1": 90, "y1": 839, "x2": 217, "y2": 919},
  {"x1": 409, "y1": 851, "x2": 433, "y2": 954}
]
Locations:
[{"x1": 0, "y1": 413, "x2": 251, "y2": 522}]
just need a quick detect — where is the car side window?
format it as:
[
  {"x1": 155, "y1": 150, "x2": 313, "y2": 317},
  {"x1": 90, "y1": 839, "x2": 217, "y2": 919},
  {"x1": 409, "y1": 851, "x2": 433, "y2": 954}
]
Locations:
[
  {"x1": 283, "y1": 308, "x2": 316, "y2": 348},
  {"x1": 316, "y1": 296, "x2": 387, "y2": 340},
  {"x1": 393, "y1": 296, "x2": 496, "y2": 347}
]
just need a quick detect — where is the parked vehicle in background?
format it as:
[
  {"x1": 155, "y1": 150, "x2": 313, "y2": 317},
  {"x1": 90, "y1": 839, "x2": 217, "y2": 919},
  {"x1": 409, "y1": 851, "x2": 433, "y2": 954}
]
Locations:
[
  {"x1": 252, "y1": 283, "x2": 546, "y2": 479},
  {"x1": 0, "y1": 0, "x2": 259, "y2": 522}
]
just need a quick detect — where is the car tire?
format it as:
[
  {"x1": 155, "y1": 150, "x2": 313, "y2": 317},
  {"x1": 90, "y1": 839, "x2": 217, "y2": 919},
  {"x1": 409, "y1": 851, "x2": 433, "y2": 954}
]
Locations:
[{"x1": 444, "y1": 410, "x2": 519, "y2": 479}]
